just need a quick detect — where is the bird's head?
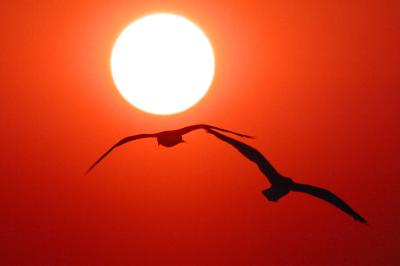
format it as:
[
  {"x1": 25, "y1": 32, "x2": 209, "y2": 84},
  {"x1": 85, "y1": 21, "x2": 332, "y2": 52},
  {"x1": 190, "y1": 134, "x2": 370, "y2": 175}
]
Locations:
[{"x1": 174, "y1": 134, "x2": 185, "y2": 144}]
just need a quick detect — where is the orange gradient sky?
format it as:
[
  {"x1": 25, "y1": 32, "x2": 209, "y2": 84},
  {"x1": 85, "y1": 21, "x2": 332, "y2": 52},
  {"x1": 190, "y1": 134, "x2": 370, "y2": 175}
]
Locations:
[{"x1": 1, "y1": 1, "x2": 399, "y2": 265}]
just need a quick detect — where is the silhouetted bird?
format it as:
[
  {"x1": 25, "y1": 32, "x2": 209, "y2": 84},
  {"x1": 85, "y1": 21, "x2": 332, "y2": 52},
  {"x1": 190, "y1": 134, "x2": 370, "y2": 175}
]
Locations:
[
  {"x1": 206, "y1": 128, "x2": 367, "y2": 223},
  {"x1": 87, "y1": 124, "x2": 252, "y2": 174}
]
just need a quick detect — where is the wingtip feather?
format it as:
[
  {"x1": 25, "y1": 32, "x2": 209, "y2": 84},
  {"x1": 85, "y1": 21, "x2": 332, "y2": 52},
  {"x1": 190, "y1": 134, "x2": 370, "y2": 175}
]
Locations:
[
  {"x1": 85, "y1": 167, "x2": 93, "y2": 175},
  {"x1": 357, "y1": 217, "x2": 368, "y2": 224}
]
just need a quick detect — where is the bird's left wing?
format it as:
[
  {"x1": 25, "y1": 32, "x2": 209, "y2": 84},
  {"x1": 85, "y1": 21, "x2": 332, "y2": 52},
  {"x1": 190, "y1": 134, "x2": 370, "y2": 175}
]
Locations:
[
  {"x1": 86, "y1": 134, "x2": 155, "y2": 174},
  {"x1": 291, "y1": 182, "x2": 367, "y2": 223},
  {"x1": 177, "y1": 124, "x2": 253, "y2": 138}
]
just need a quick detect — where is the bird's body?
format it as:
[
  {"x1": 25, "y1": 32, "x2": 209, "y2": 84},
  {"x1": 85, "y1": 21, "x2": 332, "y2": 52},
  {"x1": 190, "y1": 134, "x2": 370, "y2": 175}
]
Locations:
[
  {"x1": 87, "y1": 124, "x2": 252, "y2": 173},
  {"x1": 156, "y1": 130, "x2": 185, "y2": 147},
  {"x1": 206, "y1": 128, "x2": 367, "y2": 223}
]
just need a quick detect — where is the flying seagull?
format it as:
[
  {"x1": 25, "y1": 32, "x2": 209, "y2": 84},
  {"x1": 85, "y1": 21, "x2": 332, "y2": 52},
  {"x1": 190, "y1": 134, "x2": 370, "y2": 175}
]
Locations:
[
  {"x1": 206, "y1": 128, "x2": 367, "y2": 223},
  {"x1": 87, "y1": 124, "x2": 252, "y2": 174}
]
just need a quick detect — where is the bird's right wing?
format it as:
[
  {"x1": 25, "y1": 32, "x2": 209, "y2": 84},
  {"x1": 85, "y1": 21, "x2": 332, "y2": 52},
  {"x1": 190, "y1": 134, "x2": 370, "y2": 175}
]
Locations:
[
  {"x1": 206, "y1": 128, "x2": 281, "y2": 183},
  {"x1": 86, "y1": 134, "x2": 155, "y2": 174},
  {"x1": 291, "y1": 182, "x2": 367, "y2": 223},
  {"x1": 177, "y1": 124, "x2": 253, "y2": 138}
]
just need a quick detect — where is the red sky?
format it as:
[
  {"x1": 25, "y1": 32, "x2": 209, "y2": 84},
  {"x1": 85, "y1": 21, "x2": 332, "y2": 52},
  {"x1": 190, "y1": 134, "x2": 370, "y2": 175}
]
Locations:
[{"x1": 1, "y1": 1, "x2": 399, "y2": 265}]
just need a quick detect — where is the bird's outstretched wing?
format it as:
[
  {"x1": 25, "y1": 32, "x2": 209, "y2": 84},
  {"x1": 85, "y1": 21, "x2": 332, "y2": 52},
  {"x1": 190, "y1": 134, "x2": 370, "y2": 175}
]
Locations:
[
  {"x1": 291, "y1": 182, "x2": 367, "y2": 223},
  {"x1": 206, "y1": 128, "x2": 281, "y2": 183},
  {"x1": 176, "y1": 124, "x2": 253, "y2": 138},
  {"x1": 86, "y1": 134, "x2": 155, "y2": 174}
]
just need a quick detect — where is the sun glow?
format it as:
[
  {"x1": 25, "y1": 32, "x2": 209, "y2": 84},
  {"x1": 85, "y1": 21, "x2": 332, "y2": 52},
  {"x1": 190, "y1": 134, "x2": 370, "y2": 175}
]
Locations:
[{"x1": 111, "y1": 13, "x2": 215, "y2": 115}]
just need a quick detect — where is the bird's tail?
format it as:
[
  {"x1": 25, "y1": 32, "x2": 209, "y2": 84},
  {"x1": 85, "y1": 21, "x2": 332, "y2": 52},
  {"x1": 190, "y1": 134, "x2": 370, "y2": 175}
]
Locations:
[{"x1": 262, "y1": 185, "x2": 290, "y2": 202}]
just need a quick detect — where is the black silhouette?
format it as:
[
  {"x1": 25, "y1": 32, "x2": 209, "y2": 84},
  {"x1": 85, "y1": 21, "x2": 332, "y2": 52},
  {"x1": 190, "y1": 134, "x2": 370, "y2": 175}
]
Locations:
[
  {"x1": 206, "y1": 128, "x2": 367, "y2": 223},
  {"x1": 87, "y1": 124, "x2": 252, "y2": 174}
]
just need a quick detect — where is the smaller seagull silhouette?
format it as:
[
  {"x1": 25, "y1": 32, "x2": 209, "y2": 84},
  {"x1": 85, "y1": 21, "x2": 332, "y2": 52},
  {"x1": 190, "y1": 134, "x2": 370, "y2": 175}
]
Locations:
[
  {"x1": 87, "y1": 124, "x2": 252, "y2": 174},
  {"x1": 206, "y1": 128, "x2": 367, "y2": 223}
]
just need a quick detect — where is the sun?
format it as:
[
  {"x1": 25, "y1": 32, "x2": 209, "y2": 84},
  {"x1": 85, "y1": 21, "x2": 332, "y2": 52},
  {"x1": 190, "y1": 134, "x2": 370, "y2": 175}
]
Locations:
[{"x1": 111, "y1": 13, "x2": 215, "y2": 115}]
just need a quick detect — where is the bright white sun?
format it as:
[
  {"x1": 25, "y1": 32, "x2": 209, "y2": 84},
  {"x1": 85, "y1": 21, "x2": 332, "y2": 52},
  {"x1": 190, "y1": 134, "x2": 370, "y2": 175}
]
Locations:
[{"x1": 111, "y1": 13, "x2": 215, "y2": 115}]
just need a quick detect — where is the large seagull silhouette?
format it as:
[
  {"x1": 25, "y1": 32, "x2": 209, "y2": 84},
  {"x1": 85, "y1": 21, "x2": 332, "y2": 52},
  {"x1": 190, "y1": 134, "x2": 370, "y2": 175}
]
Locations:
[
  {"x1": 87, "y1": 124, "x2": 252, "y2": 174},
  {"x1": 206, "y1": 128, "x2": 367, "y2": 223}
]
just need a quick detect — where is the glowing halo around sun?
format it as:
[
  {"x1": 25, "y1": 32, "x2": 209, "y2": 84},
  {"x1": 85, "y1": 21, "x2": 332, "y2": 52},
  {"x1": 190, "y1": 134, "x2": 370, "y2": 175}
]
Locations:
[{"x1": 111, "y1": 13, "x2": 215, "y2": 115}]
